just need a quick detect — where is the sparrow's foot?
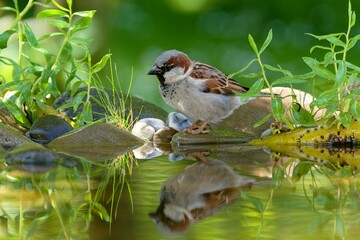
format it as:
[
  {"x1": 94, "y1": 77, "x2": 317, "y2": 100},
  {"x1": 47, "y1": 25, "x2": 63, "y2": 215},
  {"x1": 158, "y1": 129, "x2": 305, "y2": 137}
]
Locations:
[{"x1": 186, "y1": 120, "x2": 210, "y2": 134}]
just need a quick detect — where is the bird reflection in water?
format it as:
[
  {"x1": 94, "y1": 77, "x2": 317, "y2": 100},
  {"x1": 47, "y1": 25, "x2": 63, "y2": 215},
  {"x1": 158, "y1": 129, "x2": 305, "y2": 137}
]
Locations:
[{"x1": 149, "y1": 159, "x2": 255, "y2": 234}]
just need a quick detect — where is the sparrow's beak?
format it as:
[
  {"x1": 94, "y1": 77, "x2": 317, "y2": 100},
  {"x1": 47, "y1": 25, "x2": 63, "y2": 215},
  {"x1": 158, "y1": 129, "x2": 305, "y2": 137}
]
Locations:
[{"x1": 148, "y1": 65, "x2": 163, "y2": 75}]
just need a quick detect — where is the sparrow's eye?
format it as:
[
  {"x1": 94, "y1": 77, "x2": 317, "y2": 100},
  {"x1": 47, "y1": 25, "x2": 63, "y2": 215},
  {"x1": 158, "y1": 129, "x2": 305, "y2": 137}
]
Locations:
[{"x1": 161, "y1": 64, "x2": 174, "y2": 72}]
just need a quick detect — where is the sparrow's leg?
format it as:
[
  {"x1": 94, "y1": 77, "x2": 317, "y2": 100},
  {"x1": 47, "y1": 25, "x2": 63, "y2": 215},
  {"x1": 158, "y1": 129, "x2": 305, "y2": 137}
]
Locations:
[{"x1": 186, "y1": 120, "x2": 210, "y2": 134}]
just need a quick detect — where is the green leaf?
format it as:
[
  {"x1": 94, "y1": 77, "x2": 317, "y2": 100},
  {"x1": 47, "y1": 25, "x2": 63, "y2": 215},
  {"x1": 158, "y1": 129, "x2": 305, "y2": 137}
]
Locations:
[
  {"x1": 73, "y1": 10, "x2": 96, "y2": 18},
  {"x1": 93, "y1": 203, "x2": 110, "y2": 222},
  {"x1": 239, "y1": 78, "x2": 264, "y2": 101},
  {"x1": 291, "y1": 104, "x2": 317, "y2": 127},
  {"x1": 259, "y1": 29, "x2": 273, "y2": 55},
  {"x1": 306, "y1": 32, "x2": 344, "y2": 41},
  {"x1": 248, "y1": 34, "x2": 259, "y2": 55},
  {"x1": 37, "y1": 9, "x2": 69, "y2": 18},
  {"x1": 0, "y1": 6, "x2": 17, "y2": 13},
  {"x1": 92, "y1": 53, "x2": 112, "y2": 73},
  {"x1": 310, "y1": 89, "x2": 338, "y2": 109},
  {"x1": 23, "y1": 23, "x2": 39, "y2": 47},
  {"x1": 303, "y1": 57, "x2": 336, "y2": 80},
  {"x1": 240, "y1": 191, "x2": 264, "y2": 213},
  {"x1": 309, "y1": 45, "x2": 332, "y2": 54},
  {"x1": 326, "y1": 36, "x2": 346, "y2": 47},
  {"x1": 66, "y1": 0, "x2": 73, "y2": 10},
  {"x1": 263, "y1": 64, "x2": 292, "y2": 76},
  {"x1": 71, "y1": 11, "x2": 96, "y2": 34},
  {"x1": 339, "y1": 112, "x2": 352, "y2": 128},
  {"x1": 348, "y1": 1, "x2": 356, "y2": 28},
  {"x1": 271, "y1": 76, "x2": 307, "y2": 86},
  {"x1": 239, "y1": 72, "x2": 262, "y2": 79},
  {"x1": 0, "y1": 30, "x2": 16, "y2": 49},
  {"x1": 72, "y1": 91, "x2": 87, "y2": 112},
  {"x1": 350, "y1": 98, "x2": 360, "y2": 122},
  {"x1": 335, "y1": 60, "x2": 347, "y2": 86},
  {"x1": 228, "y1": 59, "x2": 257, "y2": 79},
  {"x1": 2, "y1": 100, "x2": 31, "y2": 128},
  {"x1": 253, "y1": 113, "x2": 272, "y2": 128},
  {"x1": 271, "y1": 97, "x2": 284, "y2": 122},
  {"x1": 44, "y1": 19, "x2": 70, "y2": 29},
  {"x1": 78, "y1": 101, "x2": 93, "y2": 124}
]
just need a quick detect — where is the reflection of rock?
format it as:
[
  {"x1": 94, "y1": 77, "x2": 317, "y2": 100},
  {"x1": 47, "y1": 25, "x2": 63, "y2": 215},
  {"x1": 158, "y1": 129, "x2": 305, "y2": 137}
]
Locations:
[
  {"x1": 149, "y1": 160, "x2": 255, "y2": 234},
  {"x1": 5, "y1": 142, "x2": 59, "y2": 174},
  {"x1": 53, "y1": 87, "x2": 168, "y2": 121},
  {"x1": 48, "y1": 122, "x2": 143, "y2": 161},
  {"x1": 26, "y1": 115, "x2": 73, "y2": 144},
  {"x1": 0, "y1": 122, "x2": 31, "y2": 149}
]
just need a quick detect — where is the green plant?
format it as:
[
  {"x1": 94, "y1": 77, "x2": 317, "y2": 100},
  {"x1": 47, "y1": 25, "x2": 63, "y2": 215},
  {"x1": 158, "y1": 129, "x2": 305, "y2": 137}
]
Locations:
[
  {"x1": 306, "y1": 1, "x2": 360, "y2": 128},
  {"x1": 0, "y1": 0, "x2": 111, "y2": 127},
  {"x1": 233, "y1": 1, "x2": 360, "y2": 131}
]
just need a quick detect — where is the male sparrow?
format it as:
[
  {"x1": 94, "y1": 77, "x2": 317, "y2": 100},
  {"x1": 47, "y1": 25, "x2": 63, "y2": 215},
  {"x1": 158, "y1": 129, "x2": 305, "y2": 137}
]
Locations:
[{"x1": 148, "y1": 49, "x2": 249, "y2": 134}]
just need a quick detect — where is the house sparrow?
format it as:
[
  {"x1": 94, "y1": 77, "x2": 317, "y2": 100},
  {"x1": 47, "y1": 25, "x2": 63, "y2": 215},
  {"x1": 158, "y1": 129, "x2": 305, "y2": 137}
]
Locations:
[{"x1": 148, "y1": 49, "x2": 249, "y2": 134}]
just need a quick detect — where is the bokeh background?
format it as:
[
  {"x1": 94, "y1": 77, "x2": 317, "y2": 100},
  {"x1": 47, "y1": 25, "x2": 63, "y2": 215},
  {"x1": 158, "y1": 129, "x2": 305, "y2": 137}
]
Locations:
[{"x1": 1, "y1": 0, "x2": 360, "y2": 111}]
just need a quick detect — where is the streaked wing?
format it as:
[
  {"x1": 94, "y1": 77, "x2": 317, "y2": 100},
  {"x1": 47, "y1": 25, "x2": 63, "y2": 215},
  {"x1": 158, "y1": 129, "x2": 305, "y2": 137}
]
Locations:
[{"x1": 190, "y1": 62, "x2": 248, "y2": 95}]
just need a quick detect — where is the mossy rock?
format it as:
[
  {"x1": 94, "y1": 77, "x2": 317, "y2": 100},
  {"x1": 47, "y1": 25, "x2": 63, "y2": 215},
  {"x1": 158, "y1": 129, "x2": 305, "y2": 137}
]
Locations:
[
  {"x1": 249, "y1": 121, "x2": 360, "y2": 168},
  {"x1": 250, "y1": 121, "x2": 360, "y2": 147}
]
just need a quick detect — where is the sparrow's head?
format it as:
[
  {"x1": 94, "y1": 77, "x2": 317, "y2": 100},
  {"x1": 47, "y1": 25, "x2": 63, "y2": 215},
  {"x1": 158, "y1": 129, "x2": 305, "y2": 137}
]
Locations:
[{"x1": 148, "y1": 50, "x2": 192, "y2": 85}]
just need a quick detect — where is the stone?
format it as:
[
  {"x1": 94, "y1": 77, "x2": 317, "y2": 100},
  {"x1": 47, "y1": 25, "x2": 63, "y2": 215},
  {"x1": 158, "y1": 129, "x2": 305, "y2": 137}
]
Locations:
[
  {"x1": 26, "y1": 115, "x2": 73, "y2": 144},
  {"x1": 214, "y1": 87, "x2": 321, "y2": 137},
  {"x1": 0, "y1": 122, "x2": 31, "y2": 149},
  {"x1": 171, "y1": 128, "x2": 254, "y2": 148},
  {"x1": 48, "y1": 122, "x2": 144, "y2": 161}
]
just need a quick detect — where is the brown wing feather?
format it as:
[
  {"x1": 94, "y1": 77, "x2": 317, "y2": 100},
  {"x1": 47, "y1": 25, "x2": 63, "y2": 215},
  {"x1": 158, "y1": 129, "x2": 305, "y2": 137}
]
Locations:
[{"x1": 190, "y1": 62, "x2": 247, "y2": 95}]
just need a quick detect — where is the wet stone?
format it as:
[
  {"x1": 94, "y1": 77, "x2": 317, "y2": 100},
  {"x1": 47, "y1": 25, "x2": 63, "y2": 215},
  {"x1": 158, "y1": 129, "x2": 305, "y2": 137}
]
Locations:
[
  {"x1": 172, "y1": 128, "x2": 254, "y2": 147},
  {"x1": 0, "y1": 122, "x2": 31, "y2": 149},
  {"x1": 26, "y1": 115, "x2": 73, "y2": 144},
  {"x1": 48, "y1": 122, "x2": 144, "y2": 161}
]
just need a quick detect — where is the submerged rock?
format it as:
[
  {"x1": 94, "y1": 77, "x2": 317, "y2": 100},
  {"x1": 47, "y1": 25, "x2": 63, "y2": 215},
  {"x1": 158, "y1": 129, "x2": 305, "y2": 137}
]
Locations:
[
  {"x1": 48, "y1": 122, "x2": 144, "y2": 161},
  {"x1": 0, "y1": 122, "x2": 31, "y2": 149},
  {"x1": 5, "y1": 142, "x2": 59, "y2": 174},
  {"x1": 26, "y1": 115, "x2": 73, "y2": 144},
  {"x1": 53, "y1": 87, "x2": 168, "y2": 121}
]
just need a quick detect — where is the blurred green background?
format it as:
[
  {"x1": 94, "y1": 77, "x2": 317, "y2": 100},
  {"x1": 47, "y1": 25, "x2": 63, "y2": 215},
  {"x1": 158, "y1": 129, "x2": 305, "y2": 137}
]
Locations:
[{"x1": 1, "y1": 0, "x2": 360, "y2": 111}]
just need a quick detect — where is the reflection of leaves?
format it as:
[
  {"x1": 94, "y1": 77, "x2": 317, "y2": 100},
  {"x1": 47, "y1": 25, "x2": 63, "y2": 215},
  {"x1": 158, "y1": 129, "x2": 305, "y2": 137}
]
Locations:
[
  {"x1": 240, "y1": 191, "x2": 264, "y2": 213},
  {"x1": 312, "y1": 187, "x2": 337, "y2": 210},
  {"x1": 272, "y1": 167, "x2": 284, "y2": 188},
  {"x1": 292, "y1": 162, "x2": 313, "y2": 182}
]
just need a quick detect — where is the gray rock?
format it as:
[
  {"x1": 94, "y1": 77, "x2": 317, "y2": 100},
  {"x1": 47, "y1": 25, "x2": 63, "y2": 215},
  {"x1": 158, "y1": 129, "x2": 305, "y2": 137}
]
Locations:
[
  {"x1": 26, "y1": 115, "x2": 73, "y2": 144},
  {"x1": 48, "y1": 122, "x2": 144, "y2": 161},
  {"x1": 0, "y1": 122, "x2": 31, "y2": 149}
]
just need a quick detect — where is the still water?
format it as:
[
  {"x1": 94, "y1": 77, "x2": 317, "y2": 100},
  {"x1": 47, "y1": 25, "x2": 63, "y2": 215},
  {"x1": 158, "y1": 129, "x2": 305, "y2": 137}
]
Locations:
[{"x1": 1, "y1": 143, "x2": 360, "y2": 240}]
